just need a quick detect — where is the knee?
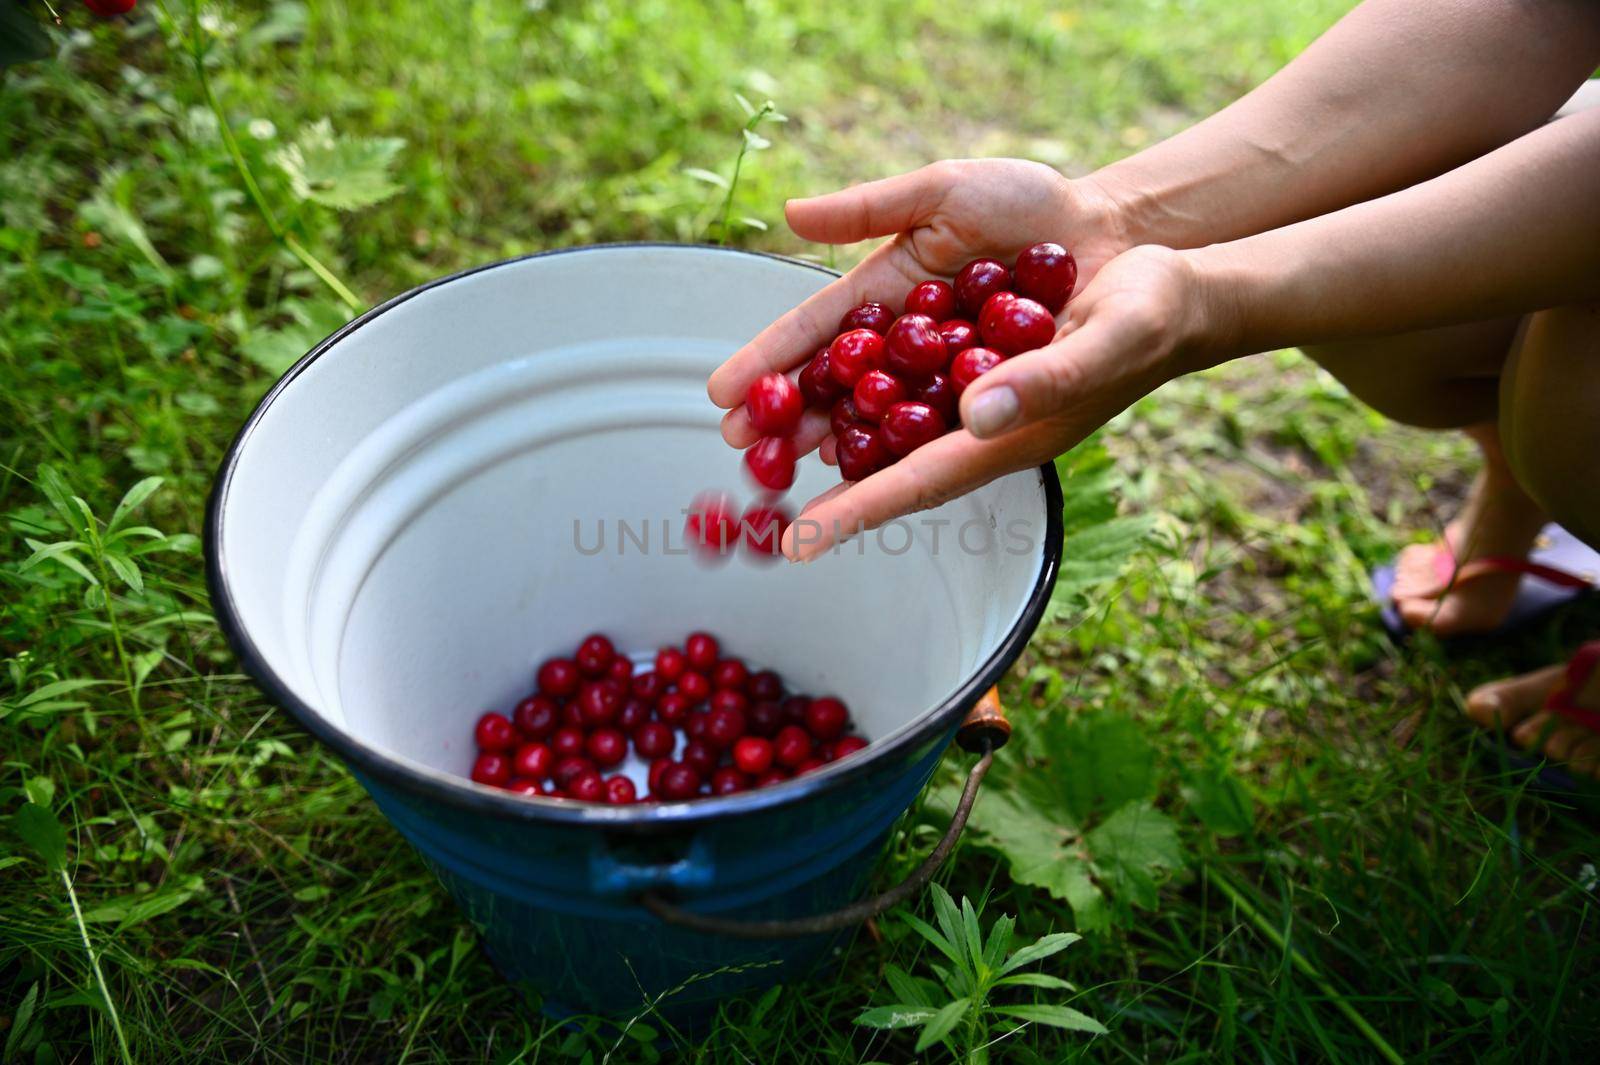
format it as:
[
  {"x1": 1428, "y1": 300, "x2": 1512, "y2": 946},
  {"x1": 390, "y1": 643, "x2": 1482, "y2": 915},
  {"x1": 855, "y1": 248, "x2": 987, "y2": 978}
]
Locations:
[
  {"x1": 1304, "y1": 340, "x2": 1500, "y2": 430},
  {"x1": 1500, "y1": 303, "x2": 1600, "y2": 546}
]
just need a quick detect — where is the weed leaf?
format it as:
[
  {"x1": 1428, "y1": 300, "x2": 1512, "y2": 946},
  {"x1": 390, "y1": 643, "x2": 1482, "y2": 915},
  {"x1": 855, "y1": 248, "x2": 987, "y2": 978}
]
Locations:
[{"x1": 993, "y1": 1003, "x2": 1106, "y2": 1034}]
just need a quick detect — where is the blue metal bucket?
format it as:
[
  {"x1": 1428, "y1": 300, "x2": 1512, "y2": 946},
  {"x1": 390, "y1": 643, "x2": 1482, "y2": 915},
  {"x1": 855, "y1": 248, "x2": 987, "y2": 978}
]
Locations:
[{"x1": 206, "y1": 244, "x2": 1063, "y2": 1017}]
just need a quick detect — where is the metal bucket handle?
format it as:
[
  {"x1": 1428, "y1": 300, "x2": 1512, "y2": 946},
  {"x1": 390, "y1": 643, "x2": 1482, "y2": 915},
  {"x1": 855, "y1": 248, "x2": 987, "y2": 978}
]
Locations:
[{"x1": 640, "y1": 687, "x2": 1011, "y2": 938}]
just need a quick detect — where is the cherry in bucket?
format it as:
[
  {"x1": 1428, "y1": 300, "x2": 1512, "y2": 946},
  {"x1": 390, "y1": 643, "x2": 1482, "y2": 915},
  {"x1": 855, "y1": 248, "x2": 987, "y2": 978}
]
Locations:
[{"x1": 463, "y1": 631, "x2": 869, "y2": 802}]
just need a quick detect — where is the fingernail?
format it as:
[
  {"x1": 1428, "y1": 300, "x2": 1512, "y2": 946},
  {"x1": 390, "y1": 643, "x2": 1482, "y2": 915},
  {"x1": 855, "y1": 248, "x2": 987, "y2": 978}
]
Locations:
[
  {"x1": 967, "y1": 386, "x2": 1020, "y2": 438},
  {"x1": 1468, "y1": 690, "x2": 1499, "y2": 715}
]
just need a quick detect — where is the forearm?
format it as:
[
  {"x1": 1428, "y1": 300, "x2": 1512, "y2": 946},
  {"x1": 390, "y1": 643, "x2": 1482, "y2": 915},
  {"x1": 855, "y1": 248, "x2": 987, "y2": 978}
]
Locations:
[
  {"x1": 1188, "y1": 107, "x2": 1600, "y2": 363},
  {"x1": 1087, "y1": 0, "x2": 1600, "y2": 251}
]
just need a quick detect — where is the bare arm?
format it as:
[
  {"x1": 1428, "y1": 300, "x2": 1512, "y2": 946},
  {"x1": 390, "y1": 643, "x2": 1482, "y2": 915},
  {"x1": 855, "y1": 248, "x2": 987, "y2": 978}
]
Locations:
[{"x1": 1090, "y1": 0, "x2": 1600, "y2": 250}]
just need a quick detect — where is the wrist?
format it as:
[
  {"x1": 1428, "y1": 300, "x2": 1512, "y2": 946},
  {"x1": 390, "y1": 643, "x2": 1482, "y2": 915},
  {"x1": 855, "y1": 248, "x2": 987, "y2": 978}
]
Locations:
[
  {"x1": 1070, "y1": 169, "x2": 1142, "y2": 258},
  {"x1": 1175, "y1": 243, "x2": 1252, "y2": 370}
]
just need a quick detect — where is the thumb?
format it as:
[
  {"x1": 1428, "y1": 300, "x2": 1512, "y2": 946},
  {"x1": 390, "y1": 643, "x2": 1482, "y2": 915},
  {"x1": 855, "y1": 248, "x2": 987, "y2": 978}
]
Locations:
[
  {"x1": 958, "y1": 321, "x2": 1116, "y2": 439},
  {"x1": 786, "y1": 163, "x2": 955, "y2": 245}
]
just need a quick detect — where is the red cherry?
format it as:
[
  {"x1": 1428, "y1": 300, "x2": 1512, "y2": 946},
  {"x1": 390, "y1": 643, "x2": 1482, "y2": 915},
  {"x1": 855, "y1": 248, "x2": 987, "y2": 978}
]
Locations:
[
  {"x1": 881, "y1": 401, "x2": 948, "y2": 456},
  {"x1": 799, "y1": 348, "x2": 844, "y2": 407},
  {"x1": 733, "y1": 736, "x2": 774, "y2": 775},
  {"x1": 536, "y1": 658, "x2": 581, "y2": 698},
  {"x1": 685, "y1": 710, "x2": 710, "y2": 741},
  {"x1": 677, "y1": 669, "x2": 711, "y2": 704},
  {"x1": 656, "y1": 691, "x2": 693, "y2": 725},
  {"x1": 939, "y1": 319, "x2": 979, "y2": 356},
  {"x1": 781, "y1": 695, "x2": 810, "y2": 723},
  {"x1": 711, "y1": 768, "x2": 749, "y2": 795},
  {"x1": 706, "y1": 705, "x2": 747, "y2": 747},
  {"x1": 655, "y1": 647, "x2": 687, "y2": 682},
  {"x1": 748, "y1": 700, "x2": 783, "y2": 737},
  {"x1": 746, "y1": 373, "x2": 804, "y2": 435},
  {"x1": 551, "y1": 727, "x2": 587, "y2": 760},
  {"x1": 474, "y1": 712, "x2": 517, "y2": 753},
  {"x1": 774, "y1": 725, "x2": 813, "y2": 768},
  {"x1": 711, "y1": 658, "x2": 749, "y2": 691},
  {"x1": 795, "y1": 758, "x2": 827, "y2": 775},
  {"x1": 744, "y1": 436, "x2": 797, "y2": 493},
  {"x1": 656, "y1": 762, "x2": 702, "y2": 800},
  {"x1": 512, "y1": 742, "x2": 553, "y2": 780},
  {"x1": 954, "y1": 258, "x2": 1012, "y2": 317},
  {"x1": 754, "y1": 768, "x2": 790, "y2": 788},
  {"x1": 553, "y1": 756, "x2": 596, "y2": 789},
  {"x1": 828, "y1": 329, "x2": 885, "y2": 388},
  {"x1": 910, "y1": 373, "x2": 958, "y2": 424},
  {"x1": 853, "y1": 370, "x2": 908, "y2": 423},
  {"x1": 575, "y1": 633, "x2": 615, "y2": 676},
  {"x1": 513, "y1": 695, "x2": 560, "y2": 739},
  {"x1": 741, "y1": 503, "x2": 790, "y2": 559},
  {"x1": 633, "y1": 721, "x2": 676, "y2": 760},
  {"x1": 86, "y1": 0, "x2": 138, "y2": 16},
  {"x1": 587, "y1": 727, "x2": 628, "y2": 767},
  {"x1": 906, "y1": 280, "x2": 957, "y2": 321},
  {"x1": 605, "y1": 775, "x2": 638, "y2": 804},
  {"x1": 607, "y1": 656, "x2": 634, "y2": 685},
  {"x1": 648, "y1": 757, "x2": 673, "y2": 795},
  {"x1": 831, "y1": 735, "x2": 870, "y2": 760},
  {"x1": 616, "y1": 697, "x2": 651, "y2": 732},
  {"x1": 685, "y1": 633, "x2": 720, "y2": 671},
  {"x1": 978, "y1": 293, "x2": 1055, "y2": 355},
  {"x1": 569, "y1": 770, "x2": 605, "y2": 802},
  {"x1": 884, "y1": 313, "x2": 947, "y2": 379},
  {"x1": 805, "y1": 697, "x2": 850, "y2": 740},
  {"x1": 748, "y1": 670, "x2": 783, "y2": 702},
  {"x1": 685, "y1": 492, "x2": 739, "y2": 556},
  {"x1": 561, "y1": 702, "x2": 586, "y2": 729},
  {"x1": 830, "y1": 395, "x2": 868, "y2": 438},
  {"x1": 506, "y1": 777, "x2": 543, "y2": 796},
  {"x1": 681, "y1": 739, "x2": 718, "y2": 777},
  {"x1": 836, "y1": 425, "x2": 891, "y2": 482},
  {"x1": 631, "y1": 671, "x2": 666, "y2": 703},
  {"x1": 950, "y1": 347, "x2": 1004, "y2": 395},
  {"x1": 471, "y1": 753, "x2": 510, "y2": 786},
  {"x1": 578, "y1": 680, "x2": 622, "y2": 726},
  {"x1": 1013, "y1": 242, "x2": 1077, "y2": 313},
  {"x1": 839, "y1": 302, "x2": 895, "y2": 334}
]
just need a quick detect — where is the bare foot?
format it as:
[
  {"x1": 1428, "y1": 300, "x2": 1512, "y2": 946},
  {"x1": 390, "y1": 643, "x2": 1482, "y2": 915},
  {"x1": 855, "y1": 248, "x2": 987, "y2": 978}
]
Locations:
[
  {"x1": 1465, "y1": 653, "x2": 1600, "y2": 779},
  {"x1": 1391, "y1": 426, "x2": 1548, "y2": 636}
]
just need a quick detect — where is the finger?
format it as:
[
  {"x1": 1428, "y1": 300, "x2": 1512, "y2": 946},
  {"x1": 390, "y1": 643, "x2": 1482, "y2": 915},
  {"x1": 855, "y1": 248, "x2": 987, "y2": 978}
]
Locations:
[
  {"x1": 707, "y1": 240, "x2": 923, "y2": 408},
  {"x1": 784, "y1": 163, "x2": 954, "y2": 245},
  {"x1": 720, "y1": 405, "x2": 833, "y2": 455},
  {"x1": 958, "y1": 316, "x2": 1138, "y2": 439},
  {"x1": 818, "y1": 434, "x2": 838, "y2": 466},
  {"x1": 780, "y1": 426, "x2": 1051, "y2": 561}
]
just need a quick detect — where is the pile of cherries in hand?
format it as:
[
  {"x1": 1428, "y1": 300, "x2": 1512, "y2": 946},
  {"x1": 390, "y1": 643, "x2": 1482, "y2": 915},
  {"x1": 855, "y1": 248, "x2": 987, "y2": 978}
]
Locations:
[
  {"x1": 688, "y1": 242, "x2": 1075, "y2": 558},
  {"x1": 467, "y1": 631, "x2": 867, "y2": 803}
]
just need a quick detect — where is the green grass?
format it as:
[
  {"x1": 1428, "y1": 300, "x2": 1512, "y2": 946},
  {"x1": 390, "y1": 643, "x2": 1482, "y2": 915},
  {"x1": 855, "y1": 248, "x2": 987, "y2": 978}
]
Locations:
[{"x1": 4, "y1": 1, "x2": 1599, "y2": 1061}]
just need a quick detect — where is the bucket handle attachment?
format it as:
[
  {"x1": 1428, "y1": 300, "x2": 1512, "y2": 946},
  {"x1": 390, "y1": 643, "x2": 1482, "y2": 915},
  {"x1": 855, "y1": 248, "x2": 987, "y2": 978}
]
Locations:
[{"x1": 639, "y1": 687, "x2": 1010, "y2": 939}]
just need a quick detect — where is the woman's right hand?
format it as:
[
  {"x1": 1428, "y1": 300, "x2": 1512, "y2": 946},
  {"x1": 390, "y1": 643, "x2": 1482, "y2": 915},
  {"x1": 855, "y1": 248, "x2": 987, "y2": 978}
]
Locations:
[{"x1": 705, "y1": 159, "x2": 1133, "y2": 453}]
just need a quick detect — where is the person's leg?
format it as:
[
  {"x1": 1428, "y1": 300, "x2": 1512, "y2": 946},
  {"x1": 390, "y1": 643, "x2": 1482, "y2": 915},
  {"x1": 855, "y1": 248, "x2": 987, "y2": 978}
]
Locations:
[
  {"x1": 1305, "y1": 318, "x2": 1553, "y2": 634},
  {"x1": 1461, "y1": 300, "x2": 1600, "y2": 775}
]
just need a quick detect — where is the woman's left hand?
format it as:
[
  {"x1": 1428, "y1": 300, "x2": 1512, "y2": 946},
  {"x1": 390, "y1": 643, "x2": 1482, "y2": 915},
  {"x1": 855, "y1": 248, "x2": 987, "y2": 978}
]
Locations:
[{"x1": 782, "y1": 244, "x2": 1228, "y2": 560}]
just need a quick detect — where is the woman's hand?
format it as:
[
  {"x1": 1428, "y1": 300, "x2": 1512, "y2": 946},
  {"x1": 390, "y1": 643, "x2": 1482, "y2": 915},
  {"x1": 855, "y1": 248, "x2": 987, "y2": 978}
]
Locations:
[
  {"x1": 707, "y1": 159, "x2": 1132, "y2": 455},
  {"x1": 783, "y1": 245, "x2": 1225, "y2": 560}
]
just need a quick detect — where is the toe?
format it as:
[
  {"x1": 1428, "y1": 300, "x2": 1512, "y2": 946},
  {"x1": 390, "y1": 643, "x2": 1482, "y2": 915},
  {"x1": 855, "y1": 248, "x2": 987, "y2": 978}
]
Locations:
[
  {"x1": 1511, "y1": 710, "x2": 1562, "y2": 750},
  {"x1": 1465, "y1": 664, "x2": 1565, "y2": 731},
  {"x1": 1390, "y1": 543, "x2": 1445, "y2": 600}
]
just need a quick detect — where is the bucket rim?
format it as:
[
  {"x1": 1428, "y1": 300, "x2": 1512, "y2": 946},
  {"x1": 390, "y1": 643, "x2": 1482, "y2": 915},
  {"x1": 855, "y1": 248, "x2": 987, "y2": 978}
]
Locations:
[{"x1": 205, "y1": 242, "x2": 1064, "y2": 829}]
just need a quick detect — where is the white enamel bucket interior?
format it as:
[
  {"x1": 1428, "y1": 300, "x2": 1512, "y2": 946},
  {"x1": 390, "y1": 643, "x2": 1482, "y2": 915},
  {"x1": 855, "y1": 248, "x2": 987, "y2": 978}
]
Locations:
[{"x1": 212, "y1": 245, "x2": 1056, "y2": 806}]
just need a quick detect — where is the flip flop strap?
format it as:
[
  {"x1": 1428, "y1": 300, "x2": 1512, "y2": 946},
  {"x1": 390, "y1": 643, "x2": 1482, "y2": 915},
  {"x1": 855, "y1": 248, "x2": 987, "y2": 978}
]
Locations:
[
  {"x1": 1431, "y1": 545, "x2": 1595, "y2": 592},
  {"x1": 1546, "y1": 640, "x2": 1600, "y2": 733}
]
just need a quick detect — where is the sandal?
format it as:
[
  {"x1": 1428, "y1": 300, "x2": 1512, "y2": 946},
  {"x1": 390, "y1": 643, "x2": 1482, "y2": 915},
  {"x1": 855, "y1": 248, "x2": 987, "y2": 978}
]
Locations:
[
  {"x1": 1477, "y1": 640, "x2": 1600, "y2": 799},
  {"x1": 1371, "y1": 523, "x2": 1597, "y2": 639}
]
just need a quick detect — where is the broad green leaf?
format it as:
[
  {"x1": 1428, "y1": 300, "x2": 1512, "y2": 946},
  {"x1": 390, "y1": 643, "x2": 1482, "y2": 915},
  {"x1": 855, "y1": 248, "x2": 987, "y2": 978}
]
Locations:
[
  {"x1": 995, "y1": 973, "x2": 1077, "y2": 991},
  {"x1": 20, "y1": 540, "x2": 96, "y2": 585},
  {"x1": 109, "y1": 477, "x2": 163, "y2": 532},
  {"x1": 982, "y1": 913, "x2": 1014, "y2": 974},
  {"x1": 959, "y1": 896, "x2": 984, "y2": 968},
  {"x1": 273, "y1": 119, "x2": 406, "y2": 210},
  {"x1": 104, "y1": 552, "x2": 143, "y2": 593},
  {"x1": 0, "y1": 2, "x2": 52, "y2": 69},
  {"x1": 24, "y1": 777, "x2": 54, "y2": 806},
  {"x1": 960, "y1": 787, "x2": 1108, "y2": 930},
  {"x1": 855, "y1": 1005, "x2": 936, "y2": 1030},
  {"x1": 1182, "y1": 766, "x2": 1255, "y2": 837},
  {"x1": 239, "y1": 298, "x2": 348, "y2": 374},
  {"x1": 883, "y1": 965, "x2": 934, "y2": 1009},
  {"x1": 914, "y1": 998, "x2": 970, "y2": 1053},
  {"x1": 1084, "y1": 802, "x2": 1183, "y2": 910},
  {"x1": 13, "y1": 803, "x2": 66, "y2": 871},
  {"x1": 1000, "y1": 932, "x2": 1083, "y2": 976},
  {"x1": 900, "y1": 912, "x2": 962, "y2": 968},
  {"x1": 993, "y1": 1003, "x2": 1106, "y2": 1034},
  {"x1": 929, "y1": 884, "x2": 966, "y2": 965}
]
